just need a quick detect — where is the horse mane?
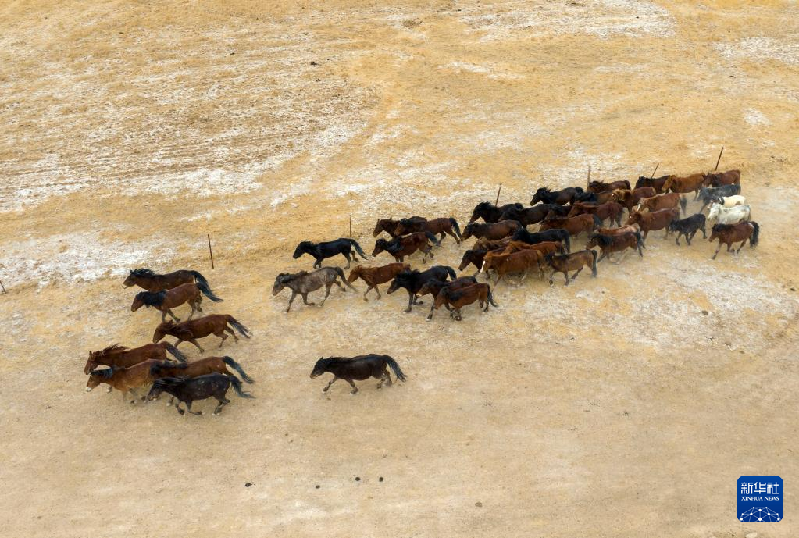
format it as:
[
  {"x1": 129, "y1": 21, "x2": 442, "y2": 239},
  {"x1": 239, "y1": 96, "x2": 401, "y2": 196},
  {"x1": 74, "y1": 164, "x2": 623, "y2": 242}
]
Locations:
[
  {"x1": 94, "y1": 344, "x2": 129, "y2": 358},
  {"x1": 475, "y1": 201, "x2": 493, "y2": 210},
  {"x1": 151, "y1": 361, "x2": 187, "y2": 374},
  {"x1": 134, "y1": 290, "x2": 166, "y2": 306},
  {"x1": 90, "y1": 368, "x2": 114, "y2": 378},
  {"x1": 130, "y1": 268, "x2": 156, "y2": 277},
  {"x1": 711, "y1": 223, "x2": 736, "y2": 233},
  {"x1": 592, "y1": 234, "x2": 613, "y2": 247}
]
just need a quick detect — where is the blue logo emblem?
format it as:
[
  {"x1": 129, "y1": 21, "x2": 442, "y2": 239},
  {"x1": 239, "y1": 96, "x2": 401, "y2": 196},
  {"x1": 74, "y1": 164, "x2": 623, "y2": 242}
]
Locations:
[{"x1": 738, "y1": 476, "x2": 782, "y2": 522}]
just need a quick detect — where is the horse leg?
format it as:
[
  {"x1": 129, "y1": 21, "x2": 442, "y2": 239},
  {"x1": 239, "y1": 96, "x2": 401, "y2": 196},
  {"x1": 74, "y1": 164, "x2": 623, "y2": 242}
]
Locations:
[
  {"x1": 176, "y1": 401, "x2": 186, "y2": 415},
  {"x1": 345, "y1": 379, "x2": 359, "y2": 395},
  {"x1": 363, "y1": 285, "x2": 372, "y2": 301},
  {"x1": 323, "y1": 377, "x2": 338, "y2": 392},
  {"x1": 187, "y1": 301, "x2": 196, "y2": 320},
  {"x1": 167, "y1": 395, "x2": 174, "y2": 407},
  {"x1": 712, "y1": 242, "x2": 721, "y2": 260},
  {"x1": 571, "y1": 267, "x2": 584, "y2": 281},
  {"x1": 374, "y1": 286, "x2": 382, "y2": 300},
  {"x1": 447, "y1": 229, "x2": 460, "y2": 244},
  {"x1": 213, "y1": 396, "x2": 230, "y2": 415},
  {"x1": 319, "y1": 284, "x2": 332, "y2": 306},
  {"x1": 167, "y1": 309, "x2": 180, "y2": 322},
  {"x1": 343, "y1": 252, "x2": 352, "y2": 269},
  {"x1": 301, "y1": 293, "x2": 315, "y2": 306},
  {"x1": 404, "y1": 292, "x2": 413, "y2": 313},
  {"x1": 314, "y1": 257, "x2": 322, "y2": 269},
  {"x1": 675, "y1": 232, "x2": 681, "y2": 246},
  {"x1": 185, "y1": 401, "x2": 202, "y2": 415},
  {"x1": 737, "y1": 240, "x2": 747, "y2": 253},
  {"x1": 286, "y1": 291, "x2": 297, "y2": 312},
  {"x1": 548, "y1": 270, "x2": 557, "y2": 286}
]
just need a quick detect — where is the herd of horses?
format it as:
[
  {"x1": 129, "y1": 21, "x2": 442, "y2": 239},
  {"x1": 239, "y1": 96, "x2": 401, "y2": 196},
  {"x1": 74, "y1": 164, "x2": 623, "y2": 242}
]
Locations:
[{"x1": 84, "y1": 167, "x2": 760, "y2": 411}]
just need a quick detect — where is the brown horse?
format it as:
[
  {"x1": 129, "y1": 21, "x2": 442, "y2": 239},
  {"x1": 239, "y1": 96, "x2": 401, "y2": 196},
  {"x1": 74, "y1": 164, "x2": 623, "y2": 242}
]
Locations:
[
  {"x1": 84, "y1": 343, "x2": 186, "y2": 375},
  {"x1": 708, "y1": 222, "x2": 759, "y2": 259},
  {"x1": 501, "y1": 240, "x2": 564, "y2": 256},
  {"x1": 86, "y1": 359, "x2": 161, "y2": 404},
  {"x1": 430, "y1": 283, "x2": 497, "y2": 321},
  {"x1": 635, "y1": 192, "x2": 686, "y2": 215},
  {"x1": 611, "y1": 187, "x2": 657, "y2": 211},
  {"x1": 150, "y1": 356, "x2": 254, "y2": 405},
  {"x1": 417, "y1": 276, "x2": 478, "y2": 319},
  {"x1": 372, "y1": 232, "x2": 437, "y2": 262},
  {"x1": 123, "y1": 269, "x2": 220, "y2": 299},
  {"x1": 395, "y1": 217, "x2": 462, "y2": 244},
  {"x1": 153, "y1": 314, "x2": 251, "y2": 352},
  {"x1": 539, "y1": 214, "x2": 599, "y2": 236},
  {"x1": 588, "y1": 180, "x2": 630, "y2": 194},
  {"x1": 567, "y1": 201, "x2": 624, "y2": 226},
  {"x1": 663, "y1": 174, "x2": 705, "y2": 197},
  {"x1": 627, "y1": 208, "x2": 680, "y2": 239},
  {"x1": 482, "y1": 249, "x2": 545, "y2": 283},
  {"x1": 372, "y1": 217, "x2": 426, "y2": 238},
  {"x1": 461, "y1": 220, "x2": 522, "y2": 241},
  {"x1": 635, "y1": 175, "x2": 670, "y2": 194},
  {"x1": 130, "y1": 282, "x2": 207, "y2": 322},
  {"x1": 703, "y1": 169, "x2": 741, "y2": 187},
  {"x1": 347, "y1": 263, "x2": 410, "y2": 300},
  {"x1": 545, "y1": 250, "x2": 597, "y2": 286},
  {"x1": 586, "y1": 231, "x2": 643, "y2": 262}
]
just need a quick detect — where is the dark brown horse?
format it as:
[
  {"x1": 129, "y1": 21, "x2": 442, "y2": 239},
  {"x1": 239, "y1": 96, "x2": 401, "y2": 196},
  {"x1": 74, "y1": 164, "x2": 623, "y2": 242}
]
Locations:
[
  {"x1": 586, "y1": 231, "x2": 643, "y2": 262},
  {"x1": 531, "y1": 187, "x2": 584, "y2": 205},
  {"x1": 395, "y1": 217, "x2": 462, "y2": 244},
  {"x1": 123, "y1": 269, "x2": 220, "y2": 299},
  {"x1": 469, "y1": 201, "x2": 524, "y2": 223},
  {"x1": 84, "y1": 343, "x2": 186, "y2": 375},
  {"x1": 311, "y1": 355, "x2": 406, "y2": 394},
  {"x1": 545, "y1": 250, "x2": 597, "y2": 286},
  {"x1": 86, "y1": 359, "x2": 161, "y2": 404},
  {"x1": 635, "y1": 175, "x2": 670, "y2": 194},
  {"x1": 587, "y1": 180, "x2": 630, "y2": 194},
  {"x1": 147, "y1": 374, "x2": 253, "y2": 415},
  {"x1": 708, "y1": 222, "x2": 759, "y2": 259},
  {"x1": 567, "y1": 201, "x2": 624, "y2": 226},
  {"x1": 372, "y1": 216, "x2": 427, "y2": 238},
  {"x1": 150, "y1": 356, "x2": 254, "y2": 405},
  {"x1": 539, "y1": 214, "x2": 599, "y2": 236},
  {"x1": 131, "y1": 282, "x2": 209, "y2": 322},
  {"x1": 153, "y1": 315, "x2": 251, "y2": 352},
  {"x1": 703, "y1": 169, "x2": 741, "y2": 187},
  {"x1": 417, "y1": 276, "x2": 477, "y2": 319},
  {"x1": 347, "y1": 263, "x2": 410, "y2": 300},
  {"x1": 461, "y1": 220, "x2": 522, "y2": 241},
  {"x1": 372, "y1": 232, "x2": 438, "y2": 262}
]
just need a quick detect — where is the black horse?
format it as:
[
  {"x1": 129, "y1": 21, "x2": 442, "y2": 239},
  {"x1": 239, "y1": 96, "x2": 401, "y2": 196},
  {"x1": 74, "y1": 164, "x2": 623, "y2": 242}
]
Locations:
[
  {"x1": 387, "y1": 265, "x2": 456, "y2": 312},
  {"x1": 512, "y1": 228, "x2": 571, "y2": 253},
  {"x1": 530, "y1": 187, "x2": 584, "y2": 205},
  {"x1": 500, "y1": 204, "x2": 570, "y2": 226},
  {"x1": 310, "y1": 354, "x2": 406, "y2": 394},
  {"x1": 147, "y1": 374, "x2": 253, "y2": 415},
  {"x1": 293, "y1": 238, "x2": 368, "y2": 268},
  {"x1": 668, "y1": 213, "x2": 707, "y2": 245},
  {"x1": 469, "y1": 201, "x2": 525, "y2": 223},
  {"x1": 697, "y1": 184, "x2": 741, "y2": 211}
]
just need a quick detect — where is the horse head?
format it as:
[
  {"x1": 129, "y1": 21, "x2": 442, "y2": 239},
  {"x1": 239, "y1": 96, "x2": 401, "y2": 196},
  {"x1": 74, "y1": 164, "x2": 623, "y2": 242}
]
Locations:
[
  {"x1": 86, "y1": 368, "x2": 114, "y2": 391},
  {"x1": 346, "y1": 266, "x2": 362, "y2": 283},
  {"x1": 372, "y1": 239, "x2": 388, "y2": 257},
  {"x1": 310, "y1": 358, "x2": 333, "y2": 378},
  {"x1": 293, "y1": 241, "x2": 313, "y2": 259},
  {"x1": 272, "y1": 273, "x2": 295, "y2": 296},
  {"x1": 152, "y1": 320, "x2": 176, "y2": 343}
]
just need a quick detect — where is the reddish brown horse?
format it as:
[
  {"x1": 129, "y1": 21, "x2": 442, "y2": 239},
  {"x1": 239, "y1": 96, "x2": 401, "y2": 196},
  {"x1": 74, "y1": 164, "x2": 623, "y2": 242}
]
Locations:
[
  {"x1": 153, "y1": 314, "x2": 251, "y2": 352},
  {"x1": 663, "y1": 174, "x2": 705, "y2": 197},
  {"x1": 430, "y1": 283, "x2": 497, "y2": 321},
  {"x1": 708, "y1": 222, "x2": 759, "y2": 259},
  {"x1": 84, "y1": 343, "x2": 186, "y2": 375},
  {"x1": 586, "y1": 231, "x2": 643, "y2": 262},
  {"x1": 482, "y1": 249, "x2": 546, "y2": 283},
  {"x1": 347, "y1": 262, "x2": 410, "y2": 300},
  {"x1": 462, "y1": 220, "x2": 522, "y2": 241},
  {"x1": 567, "y1": 201, "x2": 623, "y2": 226},
  {"x1": 626, "y1": 208, "x2": 680, "y2": 239},
  {"x1": 372, "y1": 232, "x2": 437, "y2": 262},
  {"x1": 131, "y1": 282, "x2": 207, "y2": 322},
  {"x1": 86, "y1": 359, "x2": 161, "y2": 404}
]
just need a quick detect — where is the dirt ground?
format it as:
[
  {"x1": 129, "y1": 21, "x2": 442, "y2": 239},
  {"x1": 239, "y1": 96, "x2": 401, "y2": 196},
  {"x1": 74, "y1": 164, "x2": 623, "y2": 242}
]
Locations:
[{"x1": 1, "y1": 0, "x2": 798, "y2": 536}]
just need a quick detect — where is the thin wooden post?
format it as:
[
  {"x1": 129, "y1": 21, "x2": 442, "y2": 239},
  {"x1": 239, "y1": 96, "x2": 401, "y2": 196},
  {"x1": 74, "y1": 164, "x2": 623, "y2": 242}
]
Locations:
[
  {"x1": 207, "y1": 234, "x2": 214, "y2": 270},
  {"x1": 0, "y1": 279, "x2": 5, "y2": 294},
  {"x1": 349, "y1": 215, "x2": 352, "y2": 237},
  {"x1": 650, "y1": 162, "x2": 659, "y2": 179},
  {"x1": 714, "y1": 146, "x2": 724, "y2": 171},
  {"x1": 495, "y1": 184, "x2": 502, "y2": 206}
]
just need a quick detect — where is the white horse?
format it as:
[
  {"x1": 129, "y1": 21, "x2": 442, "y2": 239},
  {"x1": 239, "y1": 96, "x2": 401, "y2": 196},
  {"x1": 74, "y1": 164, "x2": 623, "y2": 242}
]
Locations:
[
  {"x1": 717, "y1": 194, "x2": 746, "y2": 207},
  {"x1": 707, "y1": 203, "x2": 751, "y2": 224}
]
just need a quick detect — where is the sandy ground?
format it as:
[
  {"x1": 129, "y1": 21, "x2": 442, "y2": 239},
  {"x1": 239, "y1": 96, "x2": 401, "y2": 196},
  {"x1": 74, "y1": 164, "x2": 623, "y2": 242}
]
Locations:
[{"x1": 1, "y1": 0, "x2": 798, "y2": 536}]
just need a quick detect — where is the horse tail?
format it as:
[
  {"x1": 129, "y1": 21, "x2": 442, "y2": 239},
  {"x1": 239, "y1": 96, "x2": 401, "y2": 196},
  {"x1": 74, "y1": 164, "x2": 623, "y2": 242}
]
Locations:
[
  {"x1": 385, "y1": 357, "x2": 407, "y2": 383},
  {"x1": 750, "y1": 222, "x2": 759, "y2": 247},
  {"x1": 164, "y1": 343, "x2": 187, "y2": 363},
  {"x1": 563, "y1": 233, "x2": 571, "y2": 254},
  {"x1": 334, "y1": 266, "x2": 355, "y2": 288},
  {"x1": 445, "y1": 266, "x2": 457, "y2": 281},
  {"x1": 449, "y1": 218, "x2": 462, "y2": 239},
  {"x1": 227, "y1": 316, "x2": 251, "y2": 338},
  {"x1": 348, "y1": 239, "x2": 368, "y2": 259},
  {"x1": 189, "y1": 270, "x2": 210, "y2": 288},
  {"x1": 228, "y1": 375, "x2": 254, "y2": 398},
  {"x1": 425, "y1": 231, "x2": 442, "y2": 246},
  {"x1": 635, "y1": 231, "x2": 644, "y2": 251},
  {"x1": 487, "y1": 285, "x2": 498, "y2": 307},
  {"x1": 679, "y1": 196, "x2": 687, "y2": 216},
  {"x1": 196, "y1": 279, "x2": 223, "y2": 302},
  {"x1": 590, "y1": 249, "x2": 598, "y2": 276},
  {"x1": 223, "y1": 356, "x2": 254, "y2": 383}
]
